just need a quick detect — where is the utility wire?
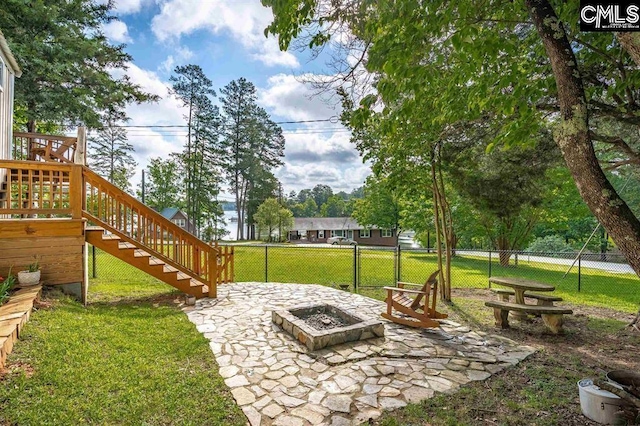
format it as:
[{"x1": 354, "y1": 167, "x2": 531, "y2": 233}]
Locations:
[{"x1": 105, "y1": 117, "x2": 340, "y2": 129}]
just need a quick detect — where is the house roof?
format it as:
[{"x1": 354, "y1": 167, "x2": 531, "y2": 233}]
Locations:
[
  {"x1": 0, "y1": 28, "x2": 22, "y2": 77},
  {"x1": 160, "y1": 207, "x2": 181, "y2": 220},
  {"x1": 292, "y1": 217, "x2": 378, "y2": 231}
]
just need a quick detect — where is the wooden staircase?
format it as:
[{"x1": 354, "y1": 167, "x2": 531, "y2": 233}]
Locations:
[
  {"x1": 85, "y1": 227, "x2": 209, "y2": 297},
  {"x1": 0, "y1": 158, "x2": 231, "y2": 299}
]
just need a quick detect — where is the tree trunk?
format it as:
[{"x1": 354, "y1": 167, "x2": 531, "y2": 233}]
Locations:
[
  {"x1": 616, "y1": 33, "x2": 640, "y2": 68},
  {"x1": 526, "y1": 0, "x2": 640, "y2": 277},
  {"x1": 431, "y1": 149, "x2": 453, "y2": 301},
  {"x1": 496, "y1": 234, "x2": 511, "y2": 267}
]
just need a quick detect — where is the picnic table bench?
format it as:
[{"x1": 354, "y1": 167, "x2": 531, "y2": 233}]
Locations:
[
  {"x1": 485, "y1": 300, "x2": 573, "y2": 334},
  {"x1": 490, "y1": 288, "x2": 563, "y2": 306},
  {"x1": 485, "y1": 276, "x2": 572, "y2": 334}
]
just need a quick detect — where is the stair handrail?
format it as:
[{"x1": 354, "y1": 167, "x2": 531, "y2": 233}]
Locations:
[{"x1": 81, "y1": 166, "x2": 218, "y2": 296}]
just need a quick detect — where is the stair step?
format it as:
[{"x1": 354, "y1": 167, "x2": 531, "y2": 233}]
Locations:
[
  {"x1": 163, "y1": 265, "x2": 179, "y2": 274},
  {"x1": 148, "y1": 257, "x2": 165, "y2": 266},
  {"x1": 85, "y1": 221, "x2": 216, "y2": 298},
  {"x1": 175, "y1": 272, "x2": 190, "y2": 281},
  {"x1": 134, "y1": 249, "x2": 151, "y2": 258},
  {"x1": 190, "y1": 279, "x2": 204, "y2": 288}
]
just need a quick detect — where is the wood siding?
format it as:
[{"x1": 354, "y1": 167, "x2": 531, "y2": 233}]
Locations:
[{"x1": 0, "y1": 219, "x2": 85, "y2": 285}]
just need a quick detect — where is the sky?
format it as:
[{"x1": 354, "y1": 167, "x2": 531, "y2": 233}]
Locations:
[{"x1": 99, "y1": 0, "x2": 371, "y2": 201}]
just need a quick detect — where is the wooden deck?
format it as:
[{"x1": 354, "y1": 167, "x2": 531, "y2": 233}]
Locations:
[{"x1": 0, "y1": 284, "x2": 41, "y2": 369}]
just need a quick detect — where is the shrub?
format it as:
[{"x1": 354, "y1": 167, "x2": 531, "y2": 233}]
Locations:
[{"x1": 526, "y1": 235, "x2": 574, "y2": 253}]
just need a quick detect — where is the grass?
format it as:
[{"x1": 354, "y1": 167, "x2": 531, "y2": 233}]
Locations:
[
  {"x1": 229, "y1": 245, "x2": 640, "y2": 313},
  {"x1": 88, "y1": 245, "x2": 639, "y2": 312},
  {"x1": 2, "y1": 247, "x2": 639, "y2": 425},
  {"x1": 372, "y1": 289, "x2": 640, "y2": 426},
  {"x1": 0, "y1": 290, "x2": 245, "y2": 425},
  {"x1": 89, "y1": 248, "x2": 181, "y2": 302}
]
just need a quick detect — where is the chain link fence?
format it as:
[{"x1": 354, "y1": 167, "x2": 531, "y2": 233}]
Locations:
[{"x1": 88, "y1": 244, "x2": 640, "y2": 309}]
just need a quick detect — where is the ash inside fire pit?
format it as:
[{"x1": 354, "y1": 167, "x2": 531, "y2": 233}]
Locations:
[{"x1": 300, "y1": 312, "x2": 349, "y2": 330}]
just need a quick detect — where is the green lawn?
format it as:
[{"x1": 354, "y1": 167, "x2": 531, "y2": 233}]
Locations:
[
  {"x1": 2, "y1": 246, "x2": 638, "y2": 425},
  {"x1": 0, "y1": 290, "x2": 245, "y2": 425},
  {"x1": 88, "y1": 245, "x2": 640, "y2": 313}
]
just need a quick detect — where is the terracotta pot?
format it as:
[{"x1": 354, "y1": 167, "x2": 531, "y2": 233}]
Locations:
[{"x1": 17, "y1": 270, "x2": 41, "y2": 286}]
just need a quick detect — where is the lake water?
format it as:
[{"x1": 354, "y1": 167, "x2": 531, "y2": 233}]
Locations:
[{"x1": 222, "y1": 210, "x2": 238, "y2": 240}]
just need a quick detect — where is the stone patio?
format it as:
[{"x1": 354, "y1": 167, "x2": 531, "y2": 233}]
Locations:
[{"x1": 185, "y1": 283, "x2": 535, "y2": 426}]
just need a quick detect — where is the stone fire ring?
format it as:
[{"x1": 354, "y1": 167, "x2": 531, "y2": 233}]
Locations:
[{"x1": 272, "y1": 304, "x2": 385, "y2": 351}]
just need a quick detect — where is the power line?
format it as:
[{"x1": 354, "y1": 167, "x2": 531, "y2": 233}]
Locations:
[
  {"x1": 121, "y1": 129, "x2": 352, "y2": 137},
  {"x1": 105, "y1": 117, "x2": 341, "y2": 129}
]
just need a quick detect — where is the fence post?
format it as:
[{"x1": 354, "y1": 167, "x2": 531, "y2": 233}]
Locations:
[
  {"x1": 92, "y1": 245, "x2": 96, "y2": 278},
  {"x1": 393, "y1": 247, "x2": 397, "y2": 285},
  {"x1": 397, "y1": 244, "x2": 402, "y2": 282},
  {"x1": 353, "y1": 245, "x2": 357, "y2": 291},
  {"x1": 578, "y1": 255, "x2": 581, "y2": 292},
  {"x1": 488, "y1": 250, "x2": 492, "y2": 284},
  {"x1": 208, "y1": 246, "x2": 217, "y2": 298},
  {"x1": 357, "y1": 246, "x2": 361, "y2": 292},
  {"x1": 265, "y1": 245, "x2": 268, "y2": 283}
]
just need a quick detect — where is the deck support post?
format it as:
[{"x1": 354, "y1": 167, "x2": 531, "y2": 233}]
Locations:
[{"x1": 208, "y1": 246, "x2": 218, "y2": 299}]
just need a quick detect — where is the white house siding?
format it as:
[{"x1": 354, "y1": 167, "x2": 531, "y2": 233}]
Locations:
[{"x1": 0, "y1": 29, "x2": 20, "y2": 184}]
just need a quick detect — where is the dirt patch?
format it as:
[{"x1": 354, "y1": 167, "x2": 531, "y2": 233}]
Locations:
[
  {"x1": 376, "y1": 288, "x2": 640, "y2": 425},
  {"x1": 0, "y1": 362, "x2": 35, "y2": 380}
]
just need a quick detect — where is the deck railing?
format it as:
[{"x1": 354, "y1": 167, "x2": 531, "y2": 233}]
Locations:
[
  {"x1": 1, "y1": 153, "x2": 231, "y2": 296},
  {"x1": 13, "y1": 132, "x2": 79, "y2": 163},
  {"x1": 82, "y1": 167, "x2": 219, "y2": 296},
  {"x1": 0, "y1": 160, "x2": 83, "y2": 218}
]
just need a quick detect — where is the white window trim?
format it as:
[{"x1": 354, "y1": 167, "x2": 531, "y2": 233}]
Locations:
[
  {"x1": 174, "y1": 218, "x2": 186, "y2": 228},
  {"x1": 331, "y1": 230, "x2": 344, "y2": 238},
  {"x1": 0, "y1": 56, "x2": 4, "y2": 92},
  {"x1": 381, "y1": 229, "x2": 393, "y2": 238},
  {"x1": 360, "y1": 229, "x2": 370, "y2": 238},
  {"x1": 318, "y1": 230, "x2": 325, "y2": 238}
]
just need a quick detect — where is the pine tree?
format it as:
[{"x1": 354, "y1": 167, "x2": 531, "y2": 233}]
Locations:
[
  {"x1": 89, "y1": 113, "x2": 137, "y2": 192},
  {"x1": 219, "y1": 78, "x2": 285, "y2": 239},
  {"x1": 0, "y1": 0, "x2": 156, "y2": 132},
  {"x1": 170, "y1": 65, "x2": 223, "y2": 236}
]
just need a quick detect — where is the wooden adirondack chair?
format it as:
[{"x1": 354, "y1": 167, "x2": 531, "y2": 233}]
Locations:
[
  {"x1": 29, "y1": 135, "x2": 77, "y2": 163},
  {"x1": 381, "y1": 270, "x2": 448, "y2": 328}
]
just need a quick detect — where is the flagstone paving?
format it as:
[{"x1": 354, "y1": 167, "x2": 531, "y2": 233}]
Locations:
[{"x1": 185, "y1": 283, "x2": 534, "y2": 426}]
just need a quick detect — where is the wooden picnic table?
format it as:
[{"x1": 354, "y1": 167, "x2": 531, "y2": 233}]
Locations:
[{"x1": 489, "y1": 277, "x2": 555, "y2": 319}]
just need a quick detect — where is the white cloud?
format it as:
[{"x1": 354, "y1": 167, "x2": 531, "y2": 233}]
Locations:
[
  {"x1": 151, "y1": 0, "x2": 299, "y2": 68},
  {"x1": 159, "y1": 46, "x2": 195, "y2": 74},
  {"x1": 275, "y1": 129, "x2": 370, "y2": 192},
  {"x1": 102, "y1": 21, "x2": 132, "y2": 43},
  {"x1": 112, "y1": 0, "x2": 148, "y2": 14},
  {"x1": 105, "y1": 63, "x2": 370, "y2": 194},
  {"x1": 108, "y1": 63, "x2": 188, "y2": 189},
  {"x1": 259, "y1": 73, "x2": 339, "y2": 121},
  {"x1": 256, "y1": 72, "x2": 371, "y2": 191}
]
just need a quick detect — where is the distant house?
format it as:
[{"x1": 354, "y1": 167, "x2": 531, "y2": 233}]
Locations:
[
  {"x1": 289, "y1": 217, "x2": 397, "y2": 247},
  {"x1": 160, "y1": 207, "x2": 195, "y2": 234}
]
